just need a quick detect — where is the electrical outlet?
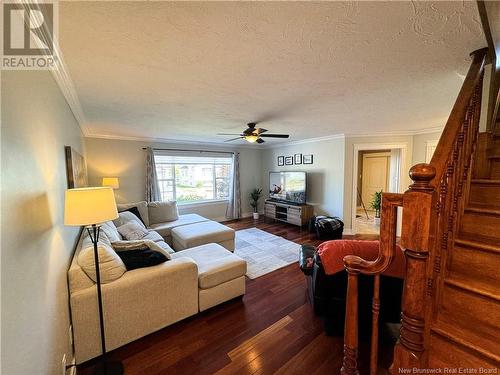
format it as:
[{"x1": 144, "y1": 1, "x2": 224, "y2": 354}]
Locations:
[{"x1": 61, "y1": 354, "x2": 67, "y2": 375}]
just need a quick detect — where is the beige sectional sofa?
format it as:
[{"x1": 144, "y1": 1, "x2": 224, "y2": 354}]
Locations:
[{"x1": 68, "y1": 201, "x2": 246, "y2": 364}]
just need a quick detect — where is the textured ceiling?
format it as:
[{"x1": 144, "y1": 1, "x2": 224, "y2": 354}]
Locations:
[{"x1": 59, "y1": 1, "x2": 486, "y2": 144}]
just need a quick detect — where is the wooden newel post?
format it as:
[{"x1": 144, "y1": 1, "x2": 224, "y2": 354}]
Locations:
[
  {"x1": 341, "y1": 268, "x2": 360, "y2": 375},
  {"x1": 392, "y1": 163, "x2": 436, "y2": 373}
]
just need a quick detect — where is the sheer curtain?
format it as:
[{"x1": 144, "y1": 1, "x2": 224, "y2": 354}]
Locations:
[
  {"x1": 226, "y1": 152, "x2": 241, "y2": 219},
  {"x1": 145, "y1": 147, "x2": 161, "y2": 202}
]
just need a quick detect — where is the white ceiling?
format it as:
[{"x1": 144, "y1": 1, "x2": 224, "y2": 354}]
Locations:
[{"x1": 59, "y1": 1, "x2": 486, "y2": 145}]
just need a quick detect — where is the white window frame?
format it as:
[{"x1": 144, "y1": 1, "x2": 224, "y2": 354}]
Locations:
[{"x1": 154, "y1": 153, "x2": 232, "y2": 205}]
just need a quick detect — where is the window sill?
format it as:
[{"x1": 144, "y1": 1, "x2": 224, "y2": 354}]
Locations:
[{"x1": 177, "y1": 199, "x2": 229, "y2": 208}]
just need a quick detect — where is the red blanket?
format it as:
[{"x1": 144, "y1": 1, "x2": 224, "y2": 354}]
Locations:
[{"x1": 316, "y1": 240, "x2": 406, "y2": 279}]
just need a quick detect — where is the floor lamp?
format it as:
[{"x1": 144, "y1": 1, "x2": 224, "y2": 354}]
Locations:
[{"x1": 65, "y1": 187, "x2": 124, "y2": 375}]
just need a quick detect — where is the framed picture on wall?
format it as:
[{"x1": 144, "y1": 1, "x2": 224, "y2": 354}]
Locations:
[
  {"x1": 303, "y1": 154, "x2": 313, "y2": 164},
  {"x1": 294, "y1": 153, "x2": 302, "y2": 164},
  {"x1": 285, "y1": 156, "x2": 293, "y2": 165},
  {"x1": 65, "y1": 146, "x2": 88, "y2": 189},
  {"x1": 278, "y1": 156, "x2": 284, "y2": 166}
]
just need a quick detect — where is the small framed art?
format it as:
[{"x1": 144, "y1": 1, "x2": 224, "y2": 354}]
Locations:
[
  {"x1": 303, "y1": 154, "x2": 313, "y2": 164},
  {"x1": 294, "y1": 153, "x2": 302, "y2": 165},
  {"x1": 278, "y1": 156, "x2": 284, "y2": 166},
  {"x1": 285, "y1": 156, "x2": 293, "y2": 165}
]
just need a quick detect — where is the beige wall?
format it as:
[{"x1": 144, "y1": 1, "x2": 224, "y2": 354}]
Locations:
[
  {"x1": 412, "y1": 131, "x2": 442, "y2": 165},
  {"x1": 1, "y1": 71, "x2": 85, "y2": 374},
  {"x1": 261, "y1": 137, "x2": 345, "y2": 218},
  {"x1": 85, "y1": 138, "x2": 262, "y2": 220}
]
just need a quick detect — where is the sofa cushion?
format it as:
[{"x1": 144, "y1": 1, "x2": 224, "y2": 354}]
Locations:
[
  {"x1": 113, "y1": 211, "x2": 146, "y2": 230},
  {"x1": 171, "y1": 243, "x2": 246, "y2": 289},
  {"x1": 171, "y1": 221, "x2": 235, "y2": 250},
  {"x1": 100, "y1": 221, "x2": 121, "y2": 242},
  {"x1": 148, "y1": 201, "x2": 179, "y2": 225},
  {"x1": 117, "y1": 201, "x2": 149, "y2": 227},
  {"x1": 148, "y1": 214, "x2": 210, "y2": 238},
  {"x1": 117, "y1": 221, "x2": 149, "y2": 241},
  {"x1": 120, "y1": 206, "x2": 146, "y2": 226},
  {"x1": 77, "y1": 242, "x2": 126, "y2": 283}
]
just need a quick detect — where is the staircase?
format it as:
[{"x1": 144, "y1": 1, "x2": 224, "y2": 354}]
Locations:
[
  {"x1": 340, "y1": 48, "x2": 500, "y2": 375},
  {"x1": 427, "y1": 82, "x2": 500, "y2": 368},
  {"x1": 428, "y1": 128, "x2": 500, "y2": 368}
]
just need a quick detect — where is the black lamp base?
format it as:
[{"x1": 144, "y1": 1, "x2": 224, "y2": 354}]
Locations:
[{"x1": 93, "y1": 360, "x2": 124, "y2": 375}]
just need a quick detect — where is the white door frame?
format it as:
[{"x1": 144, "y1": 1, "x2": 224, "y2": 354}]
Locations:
[{"x1": 351, "y1": 142, "x2": 408, "y2": 234}]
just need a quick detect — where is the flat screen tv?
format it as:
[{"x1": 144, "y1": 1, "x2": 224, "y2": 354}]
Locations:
[{"x1": 269, "y1": 171, "x2": 306, "y2": 205}]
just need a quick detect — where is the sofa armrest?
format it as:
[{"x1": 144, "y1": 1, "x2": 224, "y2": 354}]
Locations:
[{"x1": 70, "y1": 257, "x2": 199, "y2": 364}]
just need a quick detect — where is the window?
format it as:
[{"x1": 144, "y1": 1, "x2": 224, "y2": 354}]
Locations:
[{"x1": 154, "y1": 152, "x2": 233, "y2": 204}]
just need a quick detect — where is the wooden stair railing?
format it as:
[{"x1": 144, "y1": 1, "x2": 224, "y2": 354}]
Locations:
[
  {"x1": 340, "y1": 47, "x2": 488, "y2": 375},
  {"x1": 341, "y1": 192, "x2": 403, "y2": 375}
]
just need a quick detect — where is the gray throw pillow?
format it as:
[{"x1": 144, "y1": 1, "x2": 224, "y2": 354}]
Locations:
[{"x1": 117, "y1": 221, "x2": 149, "y2": 241}]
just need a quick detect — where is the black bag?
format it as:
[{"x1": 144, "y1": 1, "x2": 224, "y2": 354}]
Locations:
[{"x1": 314, "y1": 216, "x2": 344, "y2": 240}]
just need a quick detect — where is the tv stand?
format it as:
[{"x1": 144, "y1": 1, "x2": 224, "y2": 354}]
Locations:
[{"x1": 264, "y1": 199, "x2": 314, "y2": 227}]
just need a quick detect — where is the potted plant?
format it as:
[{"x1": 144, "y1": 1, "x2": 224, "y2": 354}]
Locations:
[
  {"x1": 250, "y1": 188, "x2": 262, "y2": 220},
  {"x1": 370, "y1": 190, "x2": 382, "y2": 225}
]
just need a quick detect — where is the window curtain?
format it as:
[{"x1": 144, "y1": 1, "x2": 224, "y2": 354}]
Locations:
[
  {"x1": 145, "y1": 147, "x2": 161, "y2": 202},
  {"x1": 226, "y1": 152, "x2": 241, "y2": 219}
]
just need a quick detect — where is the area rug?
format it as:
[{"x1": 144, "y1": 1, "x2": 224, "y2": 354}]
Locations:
[{"x1": 234, "y1": 228, "x2": 301, "y2": 279}]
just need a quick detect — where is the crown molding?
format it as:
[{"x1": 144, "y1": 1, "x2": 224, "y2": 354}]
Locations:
[
  {"x1": 84, "y1": 132, "x2": 261, "y2": 149},
  {"x1": 21, "y1": 0, "x2": 88, "y2": 135},
  {"x1": 263, "y1": 133, "x2": 346, "y2": 149},
  {"x1": 344, "y1": 126, "x2": 444, "y2": 138}
]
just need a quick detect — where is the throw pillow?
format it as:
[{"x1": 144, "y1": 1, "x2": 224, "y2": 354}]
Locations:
[
  {"x1": 112, "y1": 239, "x2": 172, "y2": 259},
  {"x1": 115, "y1": 249, "x2": 168, "y2": 271},
  {"x1": 117, "y1": 202, "x2": 149, "y2": 227},
  {"x1": 77, "y1": 243, "x2": 126, "y2": 283},
  {"x1": 121, "y1": 206, "x2": 146, "y2": 226},
  {"x1": 113, "y1": 211, "x2": 147, "y2": 230},
  {"x1": 147, "y1": 201, "x2": 179, "y2": 225},
  {"x1": 117, "y1": 221, "x2": 149, "y2": 241}
]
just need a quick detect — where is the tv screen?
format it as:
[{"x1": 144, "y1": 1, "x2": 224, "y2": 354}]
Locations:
[{"x1": 269, "y1": 171, "x2": 306, "y2": 204}]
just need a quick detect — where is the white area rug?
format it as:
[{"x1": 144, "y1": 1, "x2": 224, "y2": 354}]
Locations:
[{"x1": 234, "y1": 228, "x2": 301, "y2": 279}]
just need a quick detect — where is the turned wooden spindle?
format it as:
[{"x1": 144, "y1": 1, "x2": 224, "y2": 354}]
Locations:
[{"x1": 341, "y1": 267, "x2": 360, "y2": 375}]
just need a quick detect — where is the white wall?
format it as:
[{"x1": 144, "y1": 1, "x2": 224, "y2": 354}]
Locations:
[
  {"x1": 261, "y1": 137, "x2": 345, "y2": 218},
  {"x1": 85, "y1": 138, "x2": 262, "y2": 221},
  {"x1": 1, "y1": 71, "x2": 85, "y2": 375}
]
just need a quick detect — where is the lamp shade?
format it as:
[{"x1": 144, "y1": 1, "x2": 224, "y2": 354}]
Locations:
[
  {"x1": 64, "y1": 187, "x2": 118, "y2": 226},
  {"x1": 102, "y1": 177, "x2": 120, "y2": 189}
]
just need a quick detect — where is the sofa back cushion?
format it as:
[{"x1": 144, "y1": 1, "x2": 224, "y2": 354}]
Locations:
[
  {"x1": 77, "y1": 241, "x2": 126, "y2": 284},
  {"x1": 117, "y1": 201, "x2": 149, "y2": 227},
  {"x1": 147, "y1": 201, "x2": 179, "y2": 225}
]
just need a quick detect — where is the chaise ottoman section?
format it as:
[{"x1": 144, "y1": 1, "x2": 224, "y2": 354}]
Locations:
[
  {"x1": 171, "y1": 221, "x2": 235, "y2": 251},
  {"x1": 171, "y1": 243, "x2": 247, "y2": 311},
  {"x1": 148, "y1": 213, "x2": 210, "y2": 245}
]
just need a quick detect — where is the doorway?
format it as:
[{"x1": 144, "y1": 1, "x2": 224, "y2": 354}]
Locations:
[{"x1": 351, "y1": 143, "x2": 407, "y2": 235}]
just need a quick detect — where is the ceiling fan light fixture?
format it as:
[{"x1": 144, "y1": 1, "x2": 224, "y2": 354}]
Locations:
[{"x1": 245, "y1": 135, "x2": 259, "y2": 143}]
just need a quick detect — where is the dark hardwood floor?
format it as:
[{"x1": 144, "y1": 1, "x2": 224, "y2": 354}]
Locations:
[{"x1": 78, "y1": 218, "x2": 386, "y2": 375}]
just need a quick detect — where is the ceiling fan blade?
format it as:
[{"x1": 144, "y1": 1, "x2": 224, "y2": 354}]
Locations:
[
  {"x1": 224, "y1": 137, "x2": 244, "y2": 142},
  {"x1": 259, "y1": 134, "x2": 289, "y2": 138},
  {"x1": 256, "y1": 138, "x2": 265, "y2": 144},
  {"x1": 256, "y1": 128, "x2": 268, "y2": 134}
]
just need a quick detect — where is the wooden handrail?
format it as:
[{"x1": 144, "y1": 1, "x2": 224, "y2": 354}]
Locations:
[
  {"x1": 430, "y1": 49, "x2": 488, "y2": 187},
  {"x1": 341, "y1": 48, "x2": 488, "y2": 375},
  {"x1": 341, "y1": 193, "x2": 403, "y2": 375}
]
